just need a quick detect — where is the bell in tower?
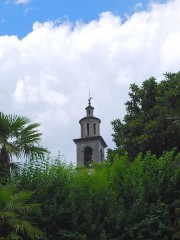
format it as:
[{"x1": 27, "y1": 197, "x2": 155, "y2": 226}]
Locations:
[{"x1": 73, "y1": 97, "x2": 107, "y2": 166}]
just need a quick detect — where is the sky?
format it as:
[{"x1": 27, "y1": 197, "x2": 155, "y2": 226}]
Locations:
[{"x1": 0, "y1": 0, "x2": 180, "y2": 164}]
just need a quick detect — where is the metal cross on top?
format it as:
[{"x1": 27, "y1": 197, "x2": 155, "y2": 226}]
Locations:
[{"x1": 88, "y1": 92, "x2": 93, "y2": 106}]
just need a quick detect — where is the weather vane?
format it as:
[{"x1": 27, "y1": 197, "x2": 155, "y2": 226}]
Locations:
[{"x1": 88, "y1": 92, "x2": 93, "y2": 106}]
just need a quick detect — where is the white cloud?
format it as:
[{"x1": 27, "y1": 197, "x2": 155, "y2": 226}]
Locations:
[
  {"x1": 0, "y1": 0, "x2": 180, "y2": 164},
  {"x1": 134, "y1": 2, "x2": 143, "y2": 11},
  {"x1": 15, "y1": 0, "x2": 30, "y2": 4}
]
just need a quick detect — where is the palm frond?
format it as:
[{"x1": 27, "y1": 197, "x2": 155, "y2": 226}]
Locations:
[
  {"x1": 0, "y1": 211, "x2": 18, "y2": 219},
  {"x1": 0, "y1": 113, "x2": 10, "y2": 139},
  {"x1": 0, "y1": 183, "x2": 45, "y2": 239},
  {"x1": 6, "y1": 233, "x2": 21, "y2": 240},
  {"x1": 0, "y1": 185, "x2": 12, "y2": 202},
  {"x1": 0, "y1": 113, "x2": 49, "y2": 173},
  {"x1": 0, "y1": 113, "x2": 29, "y2": 139},
  {"x1": 9, "y1": 191, "x2": 34, "y2": 204},
  {"x1": 3, "y1": 142, "x2": 20, "y2": 158},
  {"x1": 6, "y1": 203, "x2": 35, "y2": 215},
  {"x1": 19, "y1": 123, "x2": 42, "y2": 145},
  {"x1": 9, "y1": 218, "x2": 44, "y2": 239},
  {"x1": 23, "y1": 145, "x2": 49, "y2": 160},
  {"x1": 7, "y1": 114, "x2": 30, "y2": 132}
]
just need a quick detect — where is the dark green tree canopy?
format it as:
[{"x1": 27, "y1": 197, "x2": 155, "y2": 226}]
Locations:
[{"x1": 111, "y1": 72, "x2": 180, "y2": 160}]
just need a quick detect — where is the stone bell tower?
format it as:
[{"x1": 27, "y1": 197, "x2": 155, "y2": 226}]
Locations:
[{"x1": 73, "y1": 97, "x2": 107, "y2": 166}]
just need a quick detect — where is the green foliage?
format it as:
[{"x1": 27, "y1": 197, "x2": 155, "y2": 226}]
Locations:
[
  {"x1": 0, "y1": 183, "x2": 44, "y2": 239},
  {"x1": 111, "y1": 72, "x2": 180, "y2": 161},
  {"x1": 174, "y1": 207, "x2": 180, "y2": 239},
  {"x1": 12, "y1": 150, "x2": 179, "y2": 239}
]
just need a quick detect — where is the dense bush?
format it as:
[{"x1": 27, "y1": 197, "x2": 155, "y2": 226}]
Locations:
[{"x1": 10, "y1": 150, "x2": 180, "y2": 240}]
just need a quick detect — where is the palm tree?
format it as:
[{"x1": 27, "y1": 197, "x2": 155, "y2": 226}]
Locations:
[
  {"x1": 0, "y1": 183, "x2": 45, "y2": 239},
  {"x1": 0, "y1": 112, "x2": 49, "y2": 176}
]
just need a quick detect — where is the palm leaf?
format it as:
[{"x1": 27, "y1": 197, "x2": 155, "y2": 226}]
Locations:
[
  {"x1": 23, "y1": 145, "x2": 49, "y2": 159},
  {"x1": 6, "y1": 114, "x2": 30, "y2": 133},
  {"x1": 9, "y1": 218, "x2": 44, "y2": 239},
  {"x1": 0, "y1": 184, "x2": 45, "y2": 239},
  {"x1": 0, "y1": 211, "x2": 18, "y2": 219},
  {"x1": 0, "y1": 112, "x2": 49, "y2": 174},
  {"x1": 0, "y1": 113, "x2": 11, "y2": 138},
  {"x1": 11, "y1": 190, "x2": 34, "y2": 203},
  {"x1": 0, "y1": 185, "x2": 12, "y2": 202},
  {"x1": 6, "y1": 233, "x2": 21, "y2": 240},
  {"x1": 6, "y1": 203, "x2": 35, "y2": 214},
  {"x1": 19, "y1": 124, "x2": 42, "y2": 149}
]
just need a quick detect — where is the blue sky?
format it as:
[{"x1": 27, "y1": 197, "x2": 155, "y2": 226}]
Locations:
[
  {"x1": 0, "y1": 0, "x2": 179, "y2": 163},
  {"x1": 1, "y1": 0, "x2": 167, "y2": 38}
]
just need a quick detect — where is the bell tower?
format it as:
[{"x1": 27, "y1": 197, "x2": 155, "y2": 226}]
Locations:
[{"x1": 73, "y1": 97, "x2": 107, "y2": 166}]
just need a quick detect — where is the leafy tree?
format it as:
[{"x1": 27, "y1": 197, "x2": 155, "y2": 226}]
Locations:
[
  {"x1": 16, "y1": 156, "x2": 81, "y2": 240},
  {"x1": 0, "y1": 183, "x2": 44, "y2": 239},
  {"x1": 14, "y1": 150, "x2": 179, "y2": 239},
  {"x1": 0, "y1": 113, "x2": 48, "y2": 176},
  {"x1": 105, "y1": 150, "x2": 179, "y2": 239},
  {"x1": 111, "y1": 72, "x2": 180, "y2": 160}
]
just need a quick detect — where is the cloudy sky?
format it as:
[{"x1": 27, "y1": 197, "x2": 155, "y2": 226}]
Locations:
[{"x1": 0, "y1": 0, "x2": 180, "y2": 164}]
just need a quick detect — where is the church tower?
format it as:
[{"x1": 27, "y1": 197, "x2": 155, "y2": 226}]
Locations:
[{"x1": 73, "y1": 97, "x2": 107, "y2": 166}]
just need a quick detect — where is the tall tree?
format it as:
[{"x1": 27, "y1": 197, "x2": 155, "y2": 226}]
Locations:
[
  {"x1": 0, "y1": 113, "x2": 48, "y2": 175},
  {"x1": 111, "y1": 72, "x2": 180, "y2": 161}
]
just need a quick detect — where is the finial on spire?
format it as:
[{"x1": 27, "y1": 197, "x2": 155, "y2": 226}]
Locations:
[{"x1": 88, "y1": 92, "x2": 93, "y2": 106}]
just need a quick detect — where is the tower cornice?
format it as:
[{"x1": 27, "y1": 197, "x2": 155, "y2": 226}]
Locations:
[
  {"x1": 73, "y1": 136, "x2": 107, "y2": 148},
  {"x1": 85, "y1": 105, "x2": 94, "y2": 110},
  {"x1": 79, "y1": 116, "x2": 101, "y2": 124}
]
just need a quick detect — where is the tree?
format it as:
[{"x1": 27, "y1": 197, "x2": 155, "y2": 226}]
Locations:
[
  {"x1": 0, "y1": 113, "x2": 48, "y2": 176},
  {"x1": 15, "y1": 151, "x2": 179, "y2": 239},
  {"x1": 0, "y1": 183, "x2": 44, "y2": 239},
  {"x1": 111, "y1": 72, "x2": 180, "y2": 161}
]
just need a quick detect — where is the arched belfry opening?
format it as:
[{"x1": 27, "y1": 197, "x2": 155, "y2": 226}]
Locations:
[
  {"x1": 84, "y1": 146, "x2": 93, "y2": 166},
  {"x1": 100, "y1": 149, "x2": 103, "y2": 162},
  {"x1": 73, "y1": 97, "x2": 107, "y2": 166}
]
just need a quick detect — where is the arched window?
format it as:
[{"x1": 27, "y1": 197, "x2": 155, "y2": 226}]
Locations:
[
  {"x1": 81, "y1": 124, "x2": 83, "y2": 137},
  {"x1": 84, "y1": 146, "x2": 93, "y2": 166},
  {"x1": 87, "y1": 123, "x2": 89, "y2": 136},
  {"x1": 93, "y1": 123, "x2": 96, "y2": 135},
  {"x1": 100, "y1": 149, "x2": 103, "y2": 162}
]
